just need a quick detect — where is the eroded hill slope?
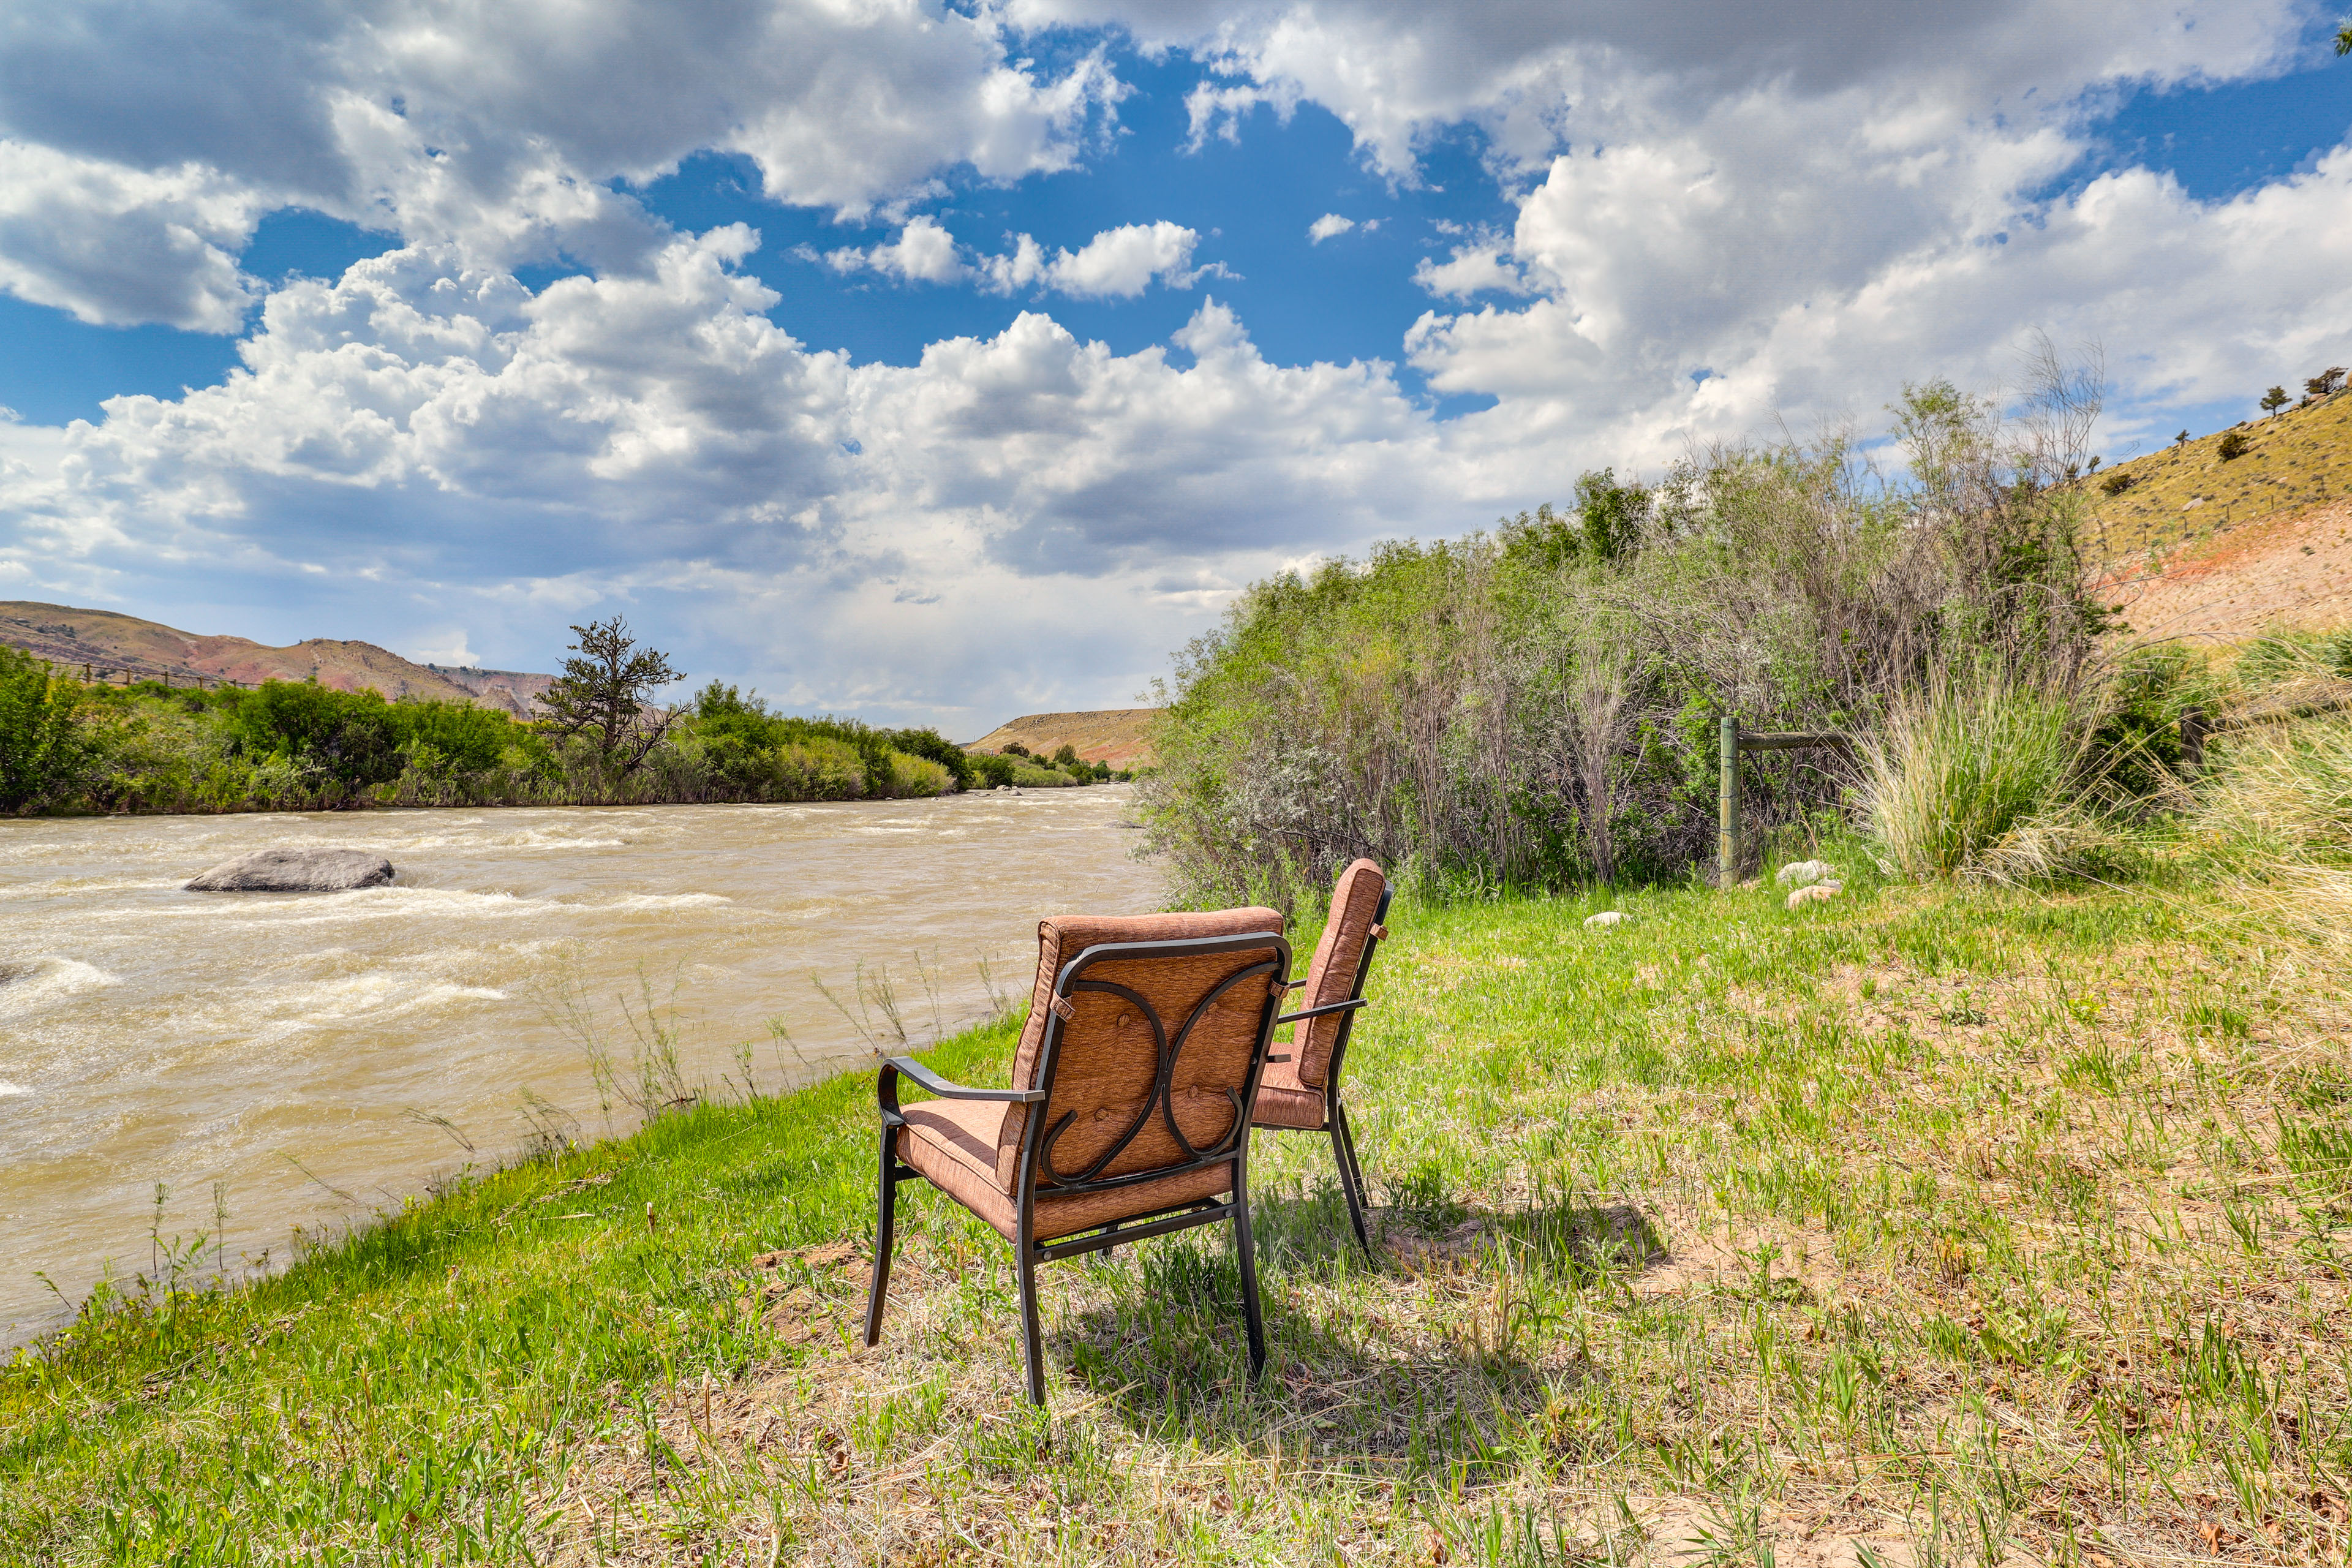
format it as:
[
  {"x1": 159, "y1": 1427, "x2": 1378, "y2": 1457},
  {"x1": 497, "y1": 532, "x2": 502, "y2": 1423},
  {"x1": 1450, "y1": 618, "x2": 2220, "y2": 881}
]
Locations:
[
  {"x1": 2088, "y1": 390, "x2": 2352, "y2": 642},
  {"x1": 0, "y1": 601, "x2": 554, "y2": 715}
]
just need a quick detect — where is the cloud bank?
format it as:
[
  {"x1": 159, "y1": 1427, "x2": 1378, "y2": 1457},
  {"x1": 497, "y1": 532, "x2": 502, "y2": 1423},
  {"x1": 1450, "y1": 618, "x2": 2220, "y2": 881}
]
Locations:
[{"x1": 0, "y1": 0, "x2": 2346, "y2": 728}]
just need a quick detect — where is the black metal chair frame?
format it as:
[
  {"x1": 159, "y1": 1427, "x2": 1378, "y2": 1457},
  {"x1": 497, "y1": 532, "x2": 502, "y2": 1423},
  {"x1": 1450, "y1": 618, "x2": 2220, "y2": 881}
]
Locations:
[
  {"x1": 865, "y1": 930, "x2": 1292, "y2": 1405},
  {"x1": 1262, "y1": 883, "x2": 1394, "y2": 1257}
]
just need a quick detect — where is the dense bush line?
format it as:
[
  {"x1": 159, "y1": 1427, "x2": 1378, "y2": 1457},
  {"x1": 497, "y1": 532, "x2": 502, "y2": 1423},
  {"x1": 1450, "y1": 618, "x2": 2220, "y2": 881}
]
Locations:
[
  {"x1": 0, "y1": 651, "x2": 1118, "y2": 815},
  {"x1": 1139, "y1": 366, "x2": 2348, "y2": 907},
  {"x1": 1140, "y1": 377, "x2": 2116, "y2": 901}
]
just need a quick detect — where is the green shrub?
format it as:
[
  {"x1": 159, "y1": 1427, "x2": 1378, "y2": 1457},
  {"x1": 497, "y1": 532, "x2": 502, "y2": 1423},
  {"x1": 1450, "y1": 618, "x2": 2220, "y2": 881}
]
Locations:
[
  {"x1": 2218, "y1": 429, "x2": 2251, "y2": 461},
  {"x1": 228, "y1": 680, "x2": 405, "y2": 787},
  {"x1": 0, "y1": 646, "x2": 95, "y2": 811},
  {"x1": 771, "y1": 738, "x2": 867, "y2": 800},
  {"x1": 2090, "y1": 646, "x2": 2211, "y2": 798},
  {"x1": 388, "y1": 699, "x2": 522, "y2": 775},
  {"x1": 885, "y1": 750, "x2": 953, "y2": 797},
  {"x1": 970, "y1": 752, "x2": 1016, "y2": 789},
  {"x1": 879, "y1": 726, "x2": 972, "y2": 790}
]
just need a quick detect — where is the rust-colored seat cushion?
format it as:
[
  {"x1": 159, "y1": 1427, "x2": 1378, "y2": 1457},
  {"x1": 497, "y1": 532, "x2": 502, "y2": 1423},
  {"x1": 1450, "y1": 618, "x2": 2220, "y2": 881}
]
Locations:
[
  {"x1": 1292, "y1": 860, "x2": 1386, "y2": 1089},
  {"x1": 1250, "y1": 1079, "x2": 1327, "y2": 1131},
  {"x1": 897, "y1": 1098, "x2": 1238, "y2": 1241}
]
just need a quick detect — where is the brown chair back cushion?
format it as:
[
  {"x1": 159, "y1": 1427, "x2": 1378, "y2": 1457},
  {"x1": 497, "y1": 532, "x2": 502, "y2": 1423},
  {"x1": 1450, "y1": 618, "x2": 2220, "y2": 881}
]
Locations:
[
  {"x1": 996, "y1": 907, "x2": 1284, "y2": 1189},
  {"x1": 1294, "y1": 859, "x2": 1387, "y2": 1089}
]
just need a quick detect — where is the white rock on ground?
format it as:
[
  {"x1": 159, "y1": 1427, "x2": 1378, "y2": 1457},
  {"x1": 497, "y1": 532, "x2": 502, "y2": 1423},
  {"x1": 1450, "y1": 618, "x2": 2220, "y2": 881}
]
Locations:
[
  {"x1": 186, "y1": 848, "x2": 396, "y2": 892},
  {"x1": 1584, "y1": 910, "x2": 1630, "y2": 929},
  {"x1": 1785, "y1": 881, "x2": 1842, "y2": 910},
  {"x1": 1776, "y1": 859, "x2": 1837, "y2": 889}
]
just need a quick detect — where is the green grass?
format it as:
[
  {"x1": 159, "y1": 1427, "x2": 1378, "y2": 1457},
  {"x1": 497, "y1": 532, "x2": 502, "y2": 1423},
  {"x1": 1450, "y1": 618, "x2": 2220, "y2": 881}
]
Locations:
[{"x1": 7, "y1": 876, "x2": 2351, "y2": 1564}]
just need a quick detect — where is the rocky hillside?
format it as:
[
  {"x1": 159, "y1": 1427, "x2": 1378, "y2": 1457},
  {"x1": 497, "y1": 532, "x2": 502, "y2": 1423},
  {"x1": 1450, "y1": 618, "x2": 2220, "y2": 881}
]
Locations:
[
  {"x1": 2088, "y1": 389, "x2": 2352, "y2": 643},
  {"x1": 963, "y1": 707, "x2": 1161, "y2": 769},
  {"x1": 0, "y1": 601, "x2": 555, "y2": 717}
]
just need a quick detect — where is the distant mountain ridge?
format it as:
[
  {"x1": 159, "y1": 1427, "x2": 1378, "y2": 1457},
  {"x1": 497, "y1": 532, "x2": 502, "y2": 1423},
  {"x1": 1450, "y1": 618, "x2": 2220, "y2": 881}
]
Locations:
[{"x1": 0, "y1": 601, "x2": 556, "y2": 717}]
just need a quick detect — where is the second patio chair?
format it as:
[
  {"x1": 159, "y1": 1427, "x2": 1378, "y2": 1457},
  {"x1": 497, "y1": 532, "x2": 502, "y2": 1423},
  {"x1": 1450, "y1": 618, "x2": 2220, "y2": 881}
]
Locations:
[
  {"x1": 1248, "y1": 858, "x2": 1392, "y2": 1256},
  {"x1": 864, "y1": 906, "x2": 1291, "y2": 1404}
]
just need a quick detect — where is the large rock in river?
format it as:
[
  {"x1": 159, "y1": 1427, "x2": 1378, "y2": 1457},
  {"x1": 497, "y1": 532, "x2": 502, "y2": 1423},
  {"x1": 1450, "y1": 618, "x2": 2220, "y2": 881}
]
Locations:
[{"x1": 186, "y1": 848, "x2": 395, "y2": 892}]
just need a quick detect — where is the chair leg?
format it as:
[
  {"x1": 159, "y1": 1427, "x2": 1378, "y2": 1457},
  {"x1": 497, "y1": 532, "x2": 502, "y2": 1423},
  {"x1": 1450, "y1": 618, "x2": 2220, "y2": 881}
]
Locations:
[
  {"x1": 863, "y1": 1129, "x2": 898, "y2": 1348},
  {"x1": 1232, "y1": 1191, "x2": 1267, "y2": 1379},
  {"x1": 1017, "y1": 1247, "x2": 1047, "y2": 1406},
  {"x1": 1331, "y1": 1099, "x2": 1374, "y2": 1260}
]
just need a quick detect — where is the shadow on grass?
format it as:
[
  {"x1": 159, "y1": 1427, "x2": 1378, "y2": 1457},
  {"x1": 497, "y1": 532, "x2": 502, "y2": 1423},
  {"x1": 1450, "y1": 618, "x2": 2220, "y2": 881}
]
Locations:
[{"x1": 1048, "y1": 1185, "x2": 1668, "y2": 1478}]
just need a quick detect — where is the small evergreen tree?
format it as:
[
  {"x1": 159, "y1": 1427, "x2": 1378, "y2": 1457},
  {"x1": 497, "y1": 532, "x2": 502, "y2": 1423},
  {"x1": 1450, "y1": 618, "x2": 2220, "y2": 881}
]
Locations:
[
  {"x1": 535, "y1": 616, "x2": 680, "y2": 773},
  {"x1": 2262, "y1": 385, "x2": 2290, "y2": 417}
]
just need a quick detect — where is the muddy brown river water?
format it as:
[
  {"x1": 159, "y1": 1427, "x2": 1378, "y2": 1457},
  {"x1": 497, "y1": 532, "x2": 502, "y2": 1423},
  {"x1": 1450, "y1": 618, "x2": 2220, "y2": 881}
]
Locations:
[{"x1": 0, "y1": 788, "x2": 1160, "y2": 1342}]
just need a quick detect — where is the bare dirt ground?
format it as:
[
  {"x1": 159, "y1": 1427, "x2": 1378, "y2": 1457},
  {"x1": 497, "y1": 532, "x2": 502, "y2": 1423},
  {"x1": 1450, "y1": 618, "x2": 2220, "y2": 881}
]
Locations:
[{"x1": 2097, "y1": 497, "x2": 2352, "y2": 644}]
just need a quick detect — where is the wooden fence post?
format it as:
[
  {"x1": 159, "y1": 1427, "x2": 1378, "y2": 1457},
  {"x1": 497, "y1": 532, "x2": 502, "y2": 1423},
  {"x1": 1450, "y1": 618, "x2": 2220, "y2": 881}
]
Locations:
[{"x1": 1718, "y1": 714, "x2": 1740, "y2": 886}]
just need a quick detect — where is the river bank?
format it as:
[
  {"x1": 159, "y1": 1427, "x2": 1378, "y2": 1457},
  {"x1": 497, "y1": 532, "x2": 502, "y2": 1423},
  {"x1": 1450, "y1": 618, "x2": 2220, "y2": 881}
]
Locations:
[
  {"x1": 0, "y1": 788, "x2": 1158, "y2": 1344},
  {"x1": 8, "y1": 874, "x2": 2345, "y2": 1564}
]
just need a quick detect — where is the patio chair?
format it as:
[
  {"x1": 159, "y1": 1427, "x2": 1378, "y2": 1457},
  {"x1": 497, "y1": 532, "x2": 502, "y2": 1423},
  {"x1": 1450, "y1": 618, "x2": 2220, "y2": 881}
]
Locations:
[
  {"x1": 1248, "y1": 859, "x2": 1392, "y2": 1256},
  {"x1": 864, "y1": 907, "x2": 1291, "y2": 1404}
]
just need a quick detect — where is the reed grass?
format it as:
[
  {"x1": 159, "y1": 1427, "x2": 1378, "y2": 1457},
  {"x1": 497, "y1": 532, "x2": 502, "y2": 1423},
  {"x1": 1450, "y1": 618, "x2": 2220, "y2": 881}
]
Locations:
[
  {"x1": 6, "y1": 876, "x2": 2350, "y2": 1565},
  {"x1": 1856, "y1": 669, "x2": 2111, "y2": 883}
]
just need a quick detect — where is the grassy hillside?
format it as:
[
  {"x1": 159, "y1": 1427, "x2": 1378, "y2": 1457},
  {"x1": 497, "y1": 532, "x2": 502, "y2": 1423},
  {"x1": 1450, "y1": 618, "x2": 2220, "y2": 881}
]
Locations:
[
  {"x1": 965, "y1": 706, "x2": 1161, "y2": 769},
  {"x1": 0, "y1": 601, "x2": 552, "y2": 716},
  {"x1": 7, "y1": 873, "x2": 2347, "y2": 1564},
  {"x1": 2083, "y1": 389, "x2": 2352, "y2": 563}
]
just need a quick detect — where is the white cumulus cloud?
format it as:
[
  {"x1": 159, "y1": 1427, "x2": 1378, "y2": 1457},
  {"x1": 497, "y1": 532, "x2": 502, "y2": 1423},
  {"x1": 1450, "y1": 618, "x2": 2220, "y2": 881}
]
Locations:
[
  {"x1": 827, "y1": 219, "x2": 1219, "y2": 300},
  {"x1": 822, "y1": 216, "x2": 968, "y2": 284},
  {"x1": 1307, "y1": 213, "x2": 1354, "y2": 243},
  {"x1": 2, "y1": 0, "x2": 2350, "y2": 728},
  {"x1": 0, "y1": 0, "x2": 1132, "y2": 327}
]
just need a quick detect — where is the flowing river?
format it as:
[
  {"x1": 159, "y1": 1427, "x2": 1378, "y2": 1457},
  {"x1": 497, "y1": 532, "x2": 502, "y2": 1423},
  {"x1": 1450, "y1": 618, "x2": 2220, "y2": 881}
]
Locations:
[{"x1": 0, "y1": 788, "x2": 1161, "y2": 1343}]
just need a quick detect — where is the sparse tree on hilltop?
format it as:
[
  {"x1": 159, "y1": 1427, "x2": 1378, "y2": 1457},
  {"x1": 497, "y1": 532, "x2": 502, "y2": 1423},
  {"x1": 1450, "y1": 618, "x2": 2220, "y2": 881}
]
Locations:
[
  {"x1": 2263, "y1": 386, "x2": 2290, "y2": 417},
  {"x1": 2176, "y1": 429, "x2": 2190, "y2": 447},
  {"x1": 2308, "y1": 367, "x2": 2348, "y2": 400},
  {"x1": 535, "y1": 616, "x2": 680, "y2": 773}
]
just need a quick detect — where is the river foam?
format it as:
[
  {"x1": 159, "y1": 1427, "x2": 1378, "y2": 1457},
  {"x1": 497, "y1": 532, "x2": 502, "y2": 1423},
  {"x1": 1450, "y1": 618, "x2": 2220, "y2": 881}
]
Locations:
[{"x1": 0, "y1": 957, "x2": 118, "y2": 1019}]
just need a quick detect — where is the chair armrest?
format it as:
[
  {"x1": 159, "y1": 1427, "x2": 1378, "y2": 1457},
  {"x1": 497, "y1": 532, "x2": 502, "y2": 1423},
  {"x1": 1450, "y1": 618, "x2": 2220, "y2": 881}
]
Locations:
[
  {"x1": 1276, "y1": 998, "x2": 1368, "y2": 1027},
  {"x1": 877, "y1": 1057, "x2": 1047, "y2": 1121}
]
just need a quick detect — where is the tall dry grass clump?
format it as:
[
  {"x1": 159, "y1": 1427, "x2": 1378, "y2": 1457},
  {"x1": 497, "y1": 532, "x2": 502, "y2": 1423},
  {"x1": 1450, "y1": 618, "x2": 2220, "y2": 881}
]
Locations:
[
  {"x1": 1857, "y1": 669, "x2": 2110, "y2": 881},
  {"x1": 2181, "y1": 707, "x2": 2352, "y2": 950}
]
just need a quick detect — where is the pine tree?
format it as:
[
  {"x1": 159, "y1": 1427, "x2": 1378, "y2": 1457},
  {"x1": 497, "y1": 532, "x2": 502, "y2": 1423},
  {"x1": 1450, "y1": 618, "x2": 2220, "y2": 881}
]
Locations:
[{"x1": 534, "y1": 617, "x2": 681, "y2": 772}]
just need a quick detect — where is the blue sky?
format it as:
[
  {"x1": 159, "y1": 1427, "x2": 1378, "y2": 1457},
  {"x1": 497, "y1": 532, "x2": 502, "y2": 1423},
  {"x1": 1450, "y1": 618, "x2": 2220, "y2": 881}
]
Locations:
[{"x1": 0, "y1": 2, "x2": 2348, "y2": 729}]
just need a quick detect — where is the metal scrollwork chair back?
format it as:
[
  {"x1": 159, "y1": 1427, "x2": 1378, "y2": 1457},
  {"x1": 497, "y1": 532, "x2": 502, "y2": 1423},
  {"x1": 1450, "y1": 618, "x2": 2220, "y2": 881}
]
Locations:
[{"x1": 865, "y1": 907, "x2": 1290, "y2": 1405}]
